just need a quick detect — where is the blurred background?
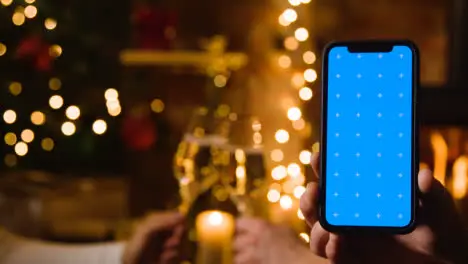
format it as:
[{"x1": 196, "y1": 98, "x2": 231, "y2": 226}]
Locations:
[{"x1": 0, "y1": 0, "x2": 467, "y2": 252}]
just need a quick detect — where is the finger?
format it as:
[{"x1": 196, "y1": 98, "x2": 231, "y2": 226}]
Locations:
[
  {"x1": 418, "y1": 169, "x2": 434, "y2": 194},
  {"x1": 233, "y1": 234, "x2": 257, "y2": 253},
  {"x1": 236, "y1": 218, "x2": 267, "y2": 235},
  {"x1": 311, "y1": 152, "x2": 320, "y2": 179},
  {"x1": 309, "y1": 222, "x2": 329, "y2": 258},
  {"x1": 164, "y1": 233, "x2": 181, "y2": 249},
  {"x1": 134, "y1": 212, "x2": 183, "y2": 241},
  {"x1": 299, "y1": 182, "x2": 319, "y2": 227},
  {"x1": 160, "y1": 249, "x2": 179, "y2": 264},
  {"x1": 234, "y1": 248, "x2": 258, "y2": 264},
  {"x1": 141, "y1": 212, "x2": 183, "y2": 231}
]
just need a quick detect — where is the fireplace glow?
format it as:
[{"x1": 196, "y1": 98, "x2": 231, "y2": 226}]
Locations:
[
  {"x1": 430, "y1": 132, "x2": 448, "y2": 186},
  {"x1": 452, "y1": 156, "x2": 468, "y2": 199}
]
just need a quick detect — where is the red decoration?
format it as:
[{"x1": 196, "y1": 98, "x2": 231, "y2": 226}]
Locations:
[
  {"x1": 132, "y1": 4, "x2": 177, "y2": 49},
  {"x1": 121, "y1": 112, "x2": 157, "y2": 151},
  {"x1": 16, "y1": 35, "x2": 52, "y2": 71}
]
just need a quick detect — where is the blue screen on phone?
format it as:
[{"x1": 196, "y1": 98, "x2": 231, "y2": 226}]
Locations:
[{"x1": 325, "y1": 45, "x2": 413, "y2": 227}]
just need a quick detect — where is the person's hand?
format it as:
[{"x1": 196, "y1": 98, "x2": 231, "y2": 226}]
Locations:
[
  {"x1": 234, "y1": 217, "x2": 328, "y2": 264},
  {"x1": 123, "y1": 212, "x2": 184, "y2": 264},
  {"x1": 300, "y1": 152, "x2": 468, "y2": 264}
]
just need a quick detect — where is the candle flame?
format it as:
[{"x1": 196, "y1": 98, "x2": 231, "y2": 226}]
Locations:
[
  {"x1": 452, "y1": 156, "x2": 468, "y2": 200},
  {"x1": 430, "y1": 132, "x2": 448, "y2": 185},
  {"x1": 207, "y1": 211, "x2": 224, "y2": 226}
]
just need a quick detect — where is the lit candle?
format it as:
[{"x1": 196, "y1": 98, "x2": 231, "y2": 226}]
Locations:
[{"x1": 195, "y1": 211, "x2": 234, "y2": 264}]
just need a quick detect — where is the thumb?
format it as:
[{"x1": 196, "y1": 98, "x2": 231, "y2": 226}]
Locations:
[{"x1": 299, "y1": 182, "x2": 319, "y2": 227}]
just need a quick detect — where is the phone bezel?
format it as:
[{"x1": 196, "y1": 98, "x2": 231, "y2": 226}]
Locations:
[{"x1": 319, "y1": 40, "x2": 420, "y2": 235}]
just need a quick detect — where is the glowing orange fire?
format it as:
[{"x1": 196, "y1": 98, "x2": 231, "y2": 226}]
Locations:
[
  {"x1": 430, "y1": 132, "x2": 448, "y2": 186},
  {"x1": 452, "y1": 156, "x2": 468, "y2": 199}
]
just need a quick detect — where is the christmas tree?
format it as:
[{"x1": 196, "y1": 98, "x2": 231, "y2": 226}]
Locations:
[{"x1": 0, "y1": 0, "x2": 127, "y2": 174}]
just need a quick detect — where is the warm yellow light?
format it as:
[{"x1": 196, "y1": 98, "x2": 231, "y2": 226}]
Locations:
[
  {"x1": 14, "y1": 141, "x2": 28, "y2": 156},
  {"x1": 297, "y1": 209, "x2": 305, "y2": 220},
  {"x1": 9, "y1": 82, "x2": 22, "y2": 95},
  {"x1": 4, "y1": 132, "x2": 16, "y2": 146},
  {"x1": 312, "y1": 142, "x2": 320, "y2": 153},
  {"x1": 282, "y1": 8, "x2": 297, "y2": 23},
  {"x1": 278, "y1": 14, "x2": 290, "y2": 27},
  {"x1": 284, "y1": 37, "x2": 299, "y2": 51},
  {"x1": 270, "y1": 149, "x2": 284, "y2": 162},
  {"x1": 41, "y1": 138, "x2": 54, "y2": 151},
  {"x1": 49, "y1": 78, "x2": 61, "y2": 90},
  {"x1": 0, "y1": 43, "x2": 6, "y2": 56},
  {"x1": 21, "y1": 129, "x2": 34, "y2": 143},
  {"x1": 105, "y1": 88, "x2": 119, "y2": 101},
  {"x1": 303, "y1": 51, "x2": 316, "y2": 64},
  {"x1": 293, "y1": 185, "x2": 306, "y2": 199},
  {"x1": 299, "y1": 233, "x2": 310, "y2": 243},
  {"x1": 49, "y1": 95, "x2": 64, "y2": 109},
  {"x1": 216, "y1": 104, "x2": 231, "y2": 118},
  {"x1": 295, "y1": 28, "x2": 309, "y2": 42},
  {"x1": 30, "y1": 111, "x2": 45, "y2": 125},
  {"x1": 92, "y1": 119, "x2": 107, "y2": 135},
  {"x1": 24, "y1": 5, "x2": 37, "y2": 19},
  {"x1": 25, "y1": 0, "x2": 35, "y2": 3},
  {"x1": 282, "y1": 180, "x2": 295, "y2": 194},
  {"x1": 1, "y1": 0, "x2": 13, "y2": 6},
  {"x1": 287, "y1": 107, "x2": 302, "y2": 121},
  {"x1": 302, "y1": 0, "x2": 312, "y2": 3},
  {"x1": 275, "y1": 129, "x2": 290, "y2": 144},
  {"x1": 253, "y1": 132, "x2": 262, "y2": 145},
  {"x1": 279, "y1": 195, "x2": 293, "y2": 210},
  {"x1": 271, "y1": 165, "x2": 287, "y2": 180},
  {"x1": 4, "y1": 154, "x2": 17, "y2": 167},
  {"x1": 108, "y1": 105, "x2": 122, "y2": 117},
  {"x1": 288, "y1": 0, "x2": 301, "y2": 6},
  {"x1": 214, "y1": 75, "x2": 227, "y2": 88},
  {"x1": 299, "y1": 87, "x2": 313, "y2": 101},
  {"x1": 61, "y1": 122, "x2": 76, "y2": 136},
  {"x1": 3, "y1": 109, "x2": 17, "y2": 124},
  {"x1": 291, "y1": 72, "x2": 305, "y2": 88},
  {"x1": 304, "y1": 69, "x2": 317, "y2": 82},
  {"x1": 278, "y1": 55, "x2": 292, "y2": 69},
  {"x1": 452, "y1": 156, "x2": 468, "y2": 199},
  {"x1": 292, "y1": 119, "x2": 306, "y2": 130},
  {"x1": 49, "y1": 45, "x2": 62, "y2": 57},
  {"x1": 270, "y1": 183, "x2": 282, "y2": 191},
  {"x1": 430, "y1": 132, "x2": 447, "y2": 186},
  {"x1": 206, "y1": 211, "x2": 224, "y2": 226},
  {"x1": 299, "y1": 150, "x2": 312, "y2": 164},
  {"x1": 151, "y1": 99, "x2": 165, "y2": 113},
  {"x1": 420, "y1": 162, "x2": 429, "y2": 170},
  {"x1": 287, "y1": 163, "x2": 301, "y2": 177},
  {"x1": 267, "y1": 189, "x2": 281, "y2": 203},
  {"x1": 12, "y1": 12, "x2": 25, "y2": 26},
  {"x1": 44, "y1": 18, "x2": 57, "y2": 30},
  {"x1": 65, "y1": 105, "x2": 80, "y2": 120}
]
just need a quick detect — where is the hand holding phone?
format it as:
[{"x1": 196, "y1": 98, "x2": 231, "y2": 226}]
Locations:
[
  {"x1": 301, "y1": 154, "x2": 467, "y2": 264},
  {"x1": 320, "y1": 40, "x2": 419, "y2": 234}
]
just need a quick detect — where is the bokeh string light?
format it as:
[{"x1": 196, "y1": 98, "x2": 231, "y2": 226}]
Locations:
[
  {"x1": 0, "y1": 3, "x2": 120, "y2": 166},
  {"x1": 270, "y1": 0, "x2": 316, "y2": 230}
]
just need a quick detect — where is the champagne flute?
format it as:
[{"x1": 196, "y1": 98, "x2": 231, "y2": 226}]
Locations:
[
  {"x1": 173, "y1": 107, "x2": 228, "y2": 214},
  {"x1": 214, "y1": 115, "x2": 268, "y2": 216}
]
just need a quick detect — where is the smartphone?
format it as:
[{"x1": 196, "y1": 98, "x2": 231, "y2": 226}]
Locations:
[{"x1": 320, "y1": 40, "x2": 419, "y2": 234}]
